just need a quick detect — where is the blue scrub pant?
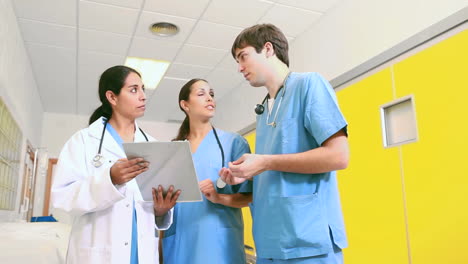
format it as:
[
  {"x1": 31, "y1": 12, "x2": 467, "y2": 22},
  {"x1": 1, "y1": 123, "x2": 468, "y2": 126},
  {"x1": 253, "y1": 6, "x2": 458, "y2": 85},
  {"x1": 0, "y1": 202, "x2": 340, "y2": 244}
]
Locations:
[{"x1": 256, "y1": 244, "x2": 343, "y2": 264}]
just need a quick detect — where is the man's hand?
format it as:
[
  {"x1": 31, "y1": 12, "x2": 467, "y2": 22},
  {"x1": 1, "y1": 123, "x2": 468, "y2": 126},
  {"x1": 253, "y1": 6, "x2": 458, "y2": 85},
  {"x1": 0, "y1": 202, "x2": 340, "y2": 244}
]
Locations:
[
  {"x1": 228, "y1": 154, "x2": 268, "y2": 179},
  {"x1": 219, "y1": 167, "x2": 248, "y2": 185},
  {"x1": 152, "y1": 185, "x2": 181, "y2": 217}
]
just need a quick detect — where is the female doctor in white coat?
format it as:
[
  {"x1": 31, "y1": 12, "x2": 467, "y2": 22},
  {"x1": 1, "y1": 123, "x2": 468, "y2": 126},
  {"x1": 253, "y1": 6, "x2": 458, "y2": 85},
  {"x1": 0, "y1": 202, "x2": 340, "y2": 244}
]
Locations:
[{"x1": 52, "y1": 65, "x2": 180, "y2": 264}]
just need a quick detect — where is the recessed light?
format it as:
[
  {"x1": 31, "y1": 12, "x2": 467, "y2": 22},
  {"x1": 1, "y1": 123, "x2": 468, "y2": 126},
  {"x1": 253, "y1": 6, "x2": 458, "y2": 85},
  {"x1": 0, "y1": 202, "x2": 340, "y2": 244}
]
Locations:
[
  {"x1": 125, "y1": 57, "x2": 170, "y2": 90},
  {"x1": 149, "y1": 22, "x2": 179, "y2": 37}
]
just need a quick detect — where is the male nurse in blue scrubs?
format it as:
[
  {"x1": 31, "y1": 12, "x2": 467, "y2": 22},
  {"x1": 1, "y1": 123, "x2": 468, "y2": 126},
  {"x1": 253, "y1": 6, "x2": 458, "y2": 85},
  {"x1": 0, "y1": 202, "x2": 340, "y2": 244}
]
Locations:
[{"x1": 220, "y1": 24, "x2": 350, "y2": 264}]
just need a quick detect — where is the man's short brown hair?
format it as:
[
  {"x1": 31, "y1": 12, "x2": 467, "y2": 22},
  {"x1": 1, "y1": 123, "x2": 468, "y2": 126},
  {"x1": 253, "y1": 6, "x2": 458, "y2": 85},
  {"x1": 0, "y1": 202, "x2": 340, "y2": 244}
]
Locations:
[{"x1": 231, "y1": 24, "x2": 289, "y2": 67}]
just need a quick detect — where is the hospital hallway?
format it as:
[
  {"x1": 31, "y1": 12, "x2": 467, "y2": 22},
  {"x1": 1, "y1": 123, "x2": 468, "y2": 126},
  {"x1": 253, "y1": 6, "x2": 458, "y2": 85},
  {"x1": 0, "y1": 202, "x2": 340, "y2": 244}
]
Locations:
[{"x1": 1, "y1": 0, "x2": 467, "y2": 263}]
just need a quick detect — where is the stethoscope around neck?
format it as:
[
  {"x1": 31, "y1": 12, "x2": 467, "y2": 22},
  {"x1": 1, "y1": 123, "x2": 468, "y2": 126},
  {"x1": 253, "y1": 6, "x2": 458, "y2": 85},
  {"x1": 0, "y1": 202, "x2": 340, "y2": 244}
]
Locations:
[
  {"x1": 92, "y1": 119, "x2": 148, "y2": 168},
  {"x1": 254, "y1": 72, "x2": 290, "y2": 127},
  {"x1": 254, "y1": 85, "x2": 287, "y2": 128},
  {"x1": 211, "y1": 126, "x2": 227, "y2": 189}
]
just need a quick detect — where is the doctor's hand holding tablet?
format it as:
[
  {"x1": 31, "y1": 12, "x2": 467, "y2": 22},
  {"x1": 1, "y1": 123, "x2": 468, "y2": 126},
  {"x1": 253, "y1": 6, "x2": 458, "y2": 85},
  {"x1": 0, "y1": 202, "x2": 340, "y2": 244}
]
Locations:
[
  {"x1": 152, "y1": 185, "x2": 180, "y2": 216},
  {"x1": 110, "y1": 158, "x2": 149, "y2": 185},
  {"x1": 110, "y1": 157, "x2": 181, "y2": 216}
]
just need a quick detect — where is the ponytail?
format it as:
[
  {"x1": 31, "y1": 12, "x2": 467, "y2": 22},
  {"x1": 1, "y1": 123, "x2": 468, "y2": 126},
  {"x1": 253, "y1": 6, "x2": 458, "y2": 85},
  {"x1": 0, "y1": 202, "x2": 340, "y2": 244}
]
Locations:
[
  {"x1": 173, "y1": 78, "x2": 208, "y2": 141},
  {"x1": 88, "y1": 104, "x2": 112, "y2": 125},
  {"x1": 173, "y1": 116, "x2": 190, "y2": 141}
]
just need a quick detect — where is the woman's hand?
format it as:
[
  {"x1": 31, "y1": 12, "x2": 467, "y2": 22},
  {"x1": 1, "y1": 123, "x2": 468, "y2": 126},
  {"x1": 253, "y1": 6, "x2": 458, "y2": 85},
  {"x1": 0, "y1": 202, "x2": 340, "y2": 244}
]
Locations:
[
  {"x1": 199, "y1": 179, "x2": 220, "y2": 204},
  {"x1": 152, "y1": 185, "x2": 181, "y2": 217},
  {"x1": 110, "y1": 158, "x2": 149, "y2": 185}
]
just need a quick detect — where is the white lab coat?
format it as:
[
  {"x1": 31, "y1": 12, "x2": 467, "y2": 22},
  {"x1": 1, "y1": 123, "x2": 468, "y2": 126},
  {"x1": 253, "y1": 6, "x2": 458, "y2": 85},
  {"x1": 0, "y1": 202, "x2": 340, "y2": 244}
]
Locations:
[{"x1": 52, "y1": 117, "x2": 172, "y2": 264}]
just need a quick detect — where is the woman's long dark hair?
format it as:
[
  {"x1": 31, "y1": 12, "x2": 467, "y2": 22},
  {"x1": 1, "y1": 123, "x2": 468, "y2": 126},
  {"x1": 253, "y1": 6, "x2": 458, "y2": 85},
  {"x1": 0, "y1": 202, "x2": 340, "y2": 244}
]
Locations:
[
  {"x1": 173, "y1": 78, "x2": 208, "y2": 141},
  {"x1": 88, "y1": 65, "x2": 141, "y2": 125}
]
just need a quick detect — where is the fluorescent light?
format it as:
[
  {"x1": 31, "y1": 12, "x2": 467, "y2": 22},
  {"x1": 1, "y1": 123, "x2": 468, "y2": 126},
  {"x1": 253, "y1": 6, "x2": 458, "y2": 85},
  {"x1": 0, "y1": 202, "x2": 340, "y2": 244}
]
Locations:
[{"x1": 124, "y1": 57, "x2": 170, "y2": 90}]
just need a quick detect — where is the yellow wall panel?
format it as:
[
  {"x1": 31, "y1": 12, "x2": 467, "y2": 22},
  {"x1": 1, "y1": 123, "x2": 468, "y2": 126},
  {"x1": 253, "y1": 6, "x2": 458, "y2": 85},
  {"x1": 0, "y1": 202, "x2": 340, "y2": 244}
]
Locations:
[
  {"x1": 393, "y1": 30, "x2": 468, "y2": 264},
  {"x1": 244, "y1": 131, "x2": 256, "y2": 153},
  {"x1": 337, "y1": 69, "x2": 409, "y2": 264},
  {"x1": 243, "y1": 131, "x2": 256, "y2": 250}
]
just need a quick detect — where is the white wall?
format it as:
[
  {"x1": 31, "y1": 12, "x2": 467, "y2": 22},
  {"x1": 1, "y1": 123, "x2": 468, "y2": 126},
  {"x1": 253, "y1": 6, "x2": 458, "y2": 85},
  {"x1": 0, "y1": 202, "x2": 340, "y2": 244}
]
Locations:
[
  {"x1": 0, "y1": 0, "x2": 43, "y2": 145},
  {"x1": 138, "y1": 119, "x2": 181, "y2": 142},
  {"x1": 214, "y1": 0, "x2": 467, "y2": 133},
  {"x1": 41, "y1": 113, "x2": 89, "y2": 158},
  {"x1": 0, "y1": 0, "x2": 43, "y2": 221},
  {"x1": 212, "y1": 82, "x2": 266, "y2": 134},
  {"x1": 290, "y1": 0, "x2": 468, "y2": 80}
]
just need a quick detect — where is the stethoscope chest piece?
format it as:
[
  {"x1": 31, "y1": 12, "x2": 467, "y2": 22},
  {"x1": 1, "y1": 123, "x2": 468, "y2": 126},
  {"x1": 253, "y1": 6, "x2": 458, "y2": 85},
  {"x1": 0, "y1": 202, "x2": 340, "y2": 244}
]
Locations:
[
  {"x1": 212, "y1": 126, "x2": 227, "y2": 189},
  {"x1": 91, "y1": 118, "x2": 150, "y2": 168},
  {"x1": 92, "y1": 154, "x2": 104, "y2": 168},
  {"x1": 216, "y1": 177, "x2": 227, "y2": 188},
  {"x1": 254, "y1": 104, "x2": 265, "y2": 115}
]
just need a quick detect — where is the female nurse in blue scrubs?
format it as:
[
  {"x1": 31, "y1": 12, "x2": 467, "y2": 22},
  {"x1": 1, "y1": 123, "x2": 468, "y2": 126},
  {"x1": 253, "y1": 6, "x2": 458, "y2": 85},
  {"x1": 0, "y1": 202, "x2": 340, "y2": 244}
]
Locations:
[{"x1": 162, "y1": 79, "x2": 253, "y2": 264}]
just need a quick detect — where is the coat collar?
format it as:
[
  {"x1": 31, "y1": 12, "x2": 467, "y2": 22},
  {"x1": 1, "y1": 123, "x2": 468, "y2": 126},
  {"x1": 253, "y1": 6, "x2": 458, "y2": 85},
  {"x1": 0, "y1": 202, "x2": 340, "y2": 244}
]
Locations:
[{"x1": 88, "y1": 117, "x2": 150, "y2": 157}]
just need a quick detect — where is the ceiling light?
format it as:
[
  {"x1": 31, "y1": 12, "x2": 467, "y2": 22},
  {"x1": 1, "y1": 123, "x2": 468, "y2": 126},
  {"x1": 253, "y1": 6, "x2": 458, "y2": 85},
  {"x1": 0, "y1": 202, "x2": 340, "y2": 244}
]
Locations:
[
  {"x1": 149, "y1": 22, "x2": 179, "y2": 37},
  {"x1": 124, "y1": 57, "x2": 170, "y2": 90}
]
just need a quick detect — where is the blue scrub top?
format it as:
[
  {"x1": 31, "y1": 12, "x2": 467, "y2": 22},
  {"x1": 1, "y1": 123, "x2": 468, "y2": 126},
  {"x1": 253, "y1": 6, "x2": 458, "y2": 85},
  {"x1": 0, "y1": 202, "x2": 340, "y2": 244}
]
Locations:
[
  {"x1": 253, "y1": 72, "x2": 348, "y2": 260},
  {"x1": 162, "y1": 129, "x2": 252, "y2": 264}
]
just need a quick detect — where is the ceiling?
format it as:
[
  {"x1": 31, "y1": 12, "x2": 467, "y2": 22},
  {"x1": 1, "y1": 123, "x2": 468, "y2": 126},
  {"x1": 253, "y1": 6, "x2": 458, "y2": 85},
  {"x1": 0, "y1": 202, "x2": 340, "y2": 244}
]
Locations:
[{"x1": 12, "y1": 0, "x2": 341, "y2": 123}]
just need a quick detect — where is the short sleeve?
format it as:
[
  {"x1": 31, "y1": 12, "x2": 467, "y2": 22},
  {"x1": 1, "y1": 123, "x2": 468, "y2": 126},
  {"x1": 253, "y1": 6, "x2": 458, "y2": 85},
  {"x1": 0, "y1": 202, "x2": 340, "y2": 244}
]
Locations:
[
  {"x1": 304, "y1": 73, "x2": 348, "y2": 146},
  {"x1": 230, "y1": 134, "x2": 253, "y2": 193}
]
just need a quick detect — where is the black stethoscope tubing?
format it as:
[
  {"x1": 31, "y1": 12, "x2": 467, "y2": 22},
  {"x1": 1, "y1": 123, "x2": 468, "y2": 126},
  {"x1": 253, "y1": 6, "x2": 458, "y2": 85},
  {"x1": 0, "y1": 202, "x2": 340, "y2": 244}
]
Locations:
[
  {"x1": 255, "y1": 84, "x2": 286, "y2": 115},
  {"x1": 255, "y1": 72, "x2": 290, "y2": 116},
  {"x1": 96, "y1": 119, "x2": 108, "y2": 157},
  {"x1": 212, "y1": 126, "x2": 227, "y2": 188},
  {"x1": 95, "y1": 119, "x2": 148, "y2": 167},
  {"x1": 212, "y1": 126, "x2": 224, "y2": 167}
]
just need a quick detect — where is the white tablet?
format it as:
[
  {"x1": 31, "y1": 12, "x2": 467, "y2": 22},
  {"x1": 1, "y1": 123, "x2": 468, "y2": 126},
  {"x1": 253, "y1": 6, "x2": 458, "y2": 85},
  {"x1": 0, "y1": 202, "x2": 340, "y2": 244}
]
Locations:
[{"x1": 123, "y1": 141, "x2": 202, "y2": 202}]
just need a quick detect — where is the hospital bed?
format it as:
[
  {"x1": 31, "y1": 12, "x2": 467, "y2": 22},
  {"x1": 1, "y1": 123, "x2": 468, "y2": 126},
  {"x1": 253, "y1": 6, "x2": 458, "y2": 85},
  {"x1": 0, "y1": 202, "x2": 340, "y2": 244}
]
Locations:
[{"x1": 0, "y1": 222, "x2": 71, "y2": 264}]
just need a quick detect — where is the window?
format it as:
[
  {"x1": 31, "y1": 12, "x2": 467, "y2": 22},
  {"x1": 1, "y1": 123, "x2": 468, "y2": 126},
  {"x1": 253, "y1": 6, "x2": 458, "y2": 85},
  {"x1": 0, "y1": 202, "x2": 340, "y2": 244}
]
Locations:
[
  {"x1": 0, "y1": 97, "x2": 23, "y2": 210},
  {"x1": 381, "y1": 95, "x2": 418, "y2": 147}
]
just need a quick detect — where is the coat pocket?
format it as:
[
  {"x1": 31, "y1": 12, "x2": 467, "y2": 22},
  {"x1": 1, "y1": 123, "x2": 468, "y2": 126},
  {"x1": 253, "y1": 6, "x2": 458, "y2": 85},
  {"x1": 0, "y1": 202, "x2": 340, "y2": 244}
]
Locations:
[{"x1": 77, "y1": 246, "x2": 111, "y2": 263}]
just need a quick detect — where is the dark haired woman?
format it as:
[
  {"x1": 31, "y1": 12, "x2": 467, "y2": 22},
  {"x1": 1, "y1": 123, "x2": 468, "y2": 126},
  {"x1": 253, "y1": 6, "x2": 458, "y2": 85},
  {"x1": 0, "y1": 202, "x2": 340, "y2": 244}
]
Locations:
[
  {"x1": 162, "y1": 79, "x2": 252, "y2": 264},
  {"x1": 52, "y1": 65, "x2": 180, "y2": 264}
]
